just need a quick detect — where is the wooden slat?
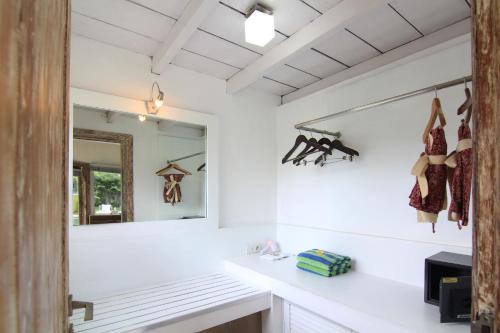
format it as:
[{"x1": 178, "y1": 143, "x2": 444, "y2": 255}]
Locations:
[
  {"x1": 71, "y1": 275, "x2": 232, "y2": 319},
  {"x1": 71, "y1": 279, "x2": 243, "y2": 321},
  {"x1": 70, "y1": 274, "x2": 268, "y2": 333}
]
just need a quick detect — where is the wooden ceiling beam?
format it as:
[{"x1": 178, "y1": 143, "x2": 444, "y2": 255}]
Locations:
[
  {"x1": 152, "y1": 0, "x2": 219, "y2": 74},
  {"x1": 282, "y1": 19, "x2": 471, "y2": 104},
  {"x1": 226, "y1": 0, "x2": 387, "y2": 94}
]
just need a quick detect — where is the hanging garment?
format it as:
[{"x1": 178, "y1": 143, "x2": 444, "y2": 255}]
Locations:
[
  {"x1": 445, "y1": 123, "x2": 472, "y2": 227},
  {"x1": 409, "y1": 127, "x2": 448, "y2": 230},
  {"x1": 163, "y1": 174, "x2": 185, "y2": 205}
]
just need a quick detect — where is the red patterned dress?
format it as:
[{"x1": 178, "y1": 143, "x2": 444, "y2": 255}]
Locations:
[
  {"x1": 446, "y1": 123, "x2": 472, "y2": 227},
  {"x1": 409, "y1": 127, "x2": 448, "y2": 231}
]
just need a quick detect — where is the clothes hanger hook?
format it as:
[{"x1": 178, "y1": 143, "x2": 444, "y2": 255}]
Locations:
[
  {"x1": 464, "y1": 77, "x2": 467, "y2": 88},
  {"x1": 434, "y1": 87, "x2": 438, "y2": 98}
]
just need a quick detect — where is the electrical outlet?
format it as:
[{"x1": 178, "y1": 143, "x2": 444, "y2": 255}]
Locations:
[{"x1": 247, "y1": 242, "x2": 263, "y2": 254}]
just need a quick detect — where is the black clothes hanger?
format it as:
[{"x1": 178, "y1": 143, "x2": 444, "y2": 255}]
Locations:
[
  {"x1": 281, "y1": 134, "x2": 330, "y2": 164},
  {"x1": 293, "y1": 137, "x2": 331, "y2": 165},
  {"x1": 197, "y1": 163, "x2": 205, "y2": 172},
  {"x1": 314, "y1": 139, "x2": 359, "y2": 165},
  {"x1": 292, "y1": 137, "x2": 318, "y2": 165}
]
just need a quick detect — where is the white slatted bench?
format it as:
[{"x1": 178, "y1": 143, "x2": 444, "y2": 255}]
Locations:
[{"x1": 70, "y1": 273, "x2": 271, "y2": 333}]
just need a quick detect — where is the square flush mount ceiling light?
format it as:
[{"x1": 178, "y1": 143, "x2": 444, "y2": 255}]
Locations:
[{"x1": 245, "y1": 4, "x2": 275, "y2": 47}]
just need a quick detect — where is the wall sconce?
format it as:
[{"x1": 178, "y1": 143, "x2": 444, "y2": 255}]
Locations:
[{"x1": 147, "y1": 82, "x2": 164, "y2": 115}]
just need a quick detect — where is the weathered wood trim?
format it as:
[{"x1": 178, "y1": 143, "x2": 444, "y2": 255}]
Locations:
[
  {"x1": 73, "y1": 128, "x2": 134, "y2": 222},
  {"x1": 73, "y1": 161, "x2": 91, "y2": 225},
  {"x1": 0, "y1": 0, "x2": 70, "y2": 332},
  {"x1": 471, "y1": 0, "x2": 500, "y2": 328}
]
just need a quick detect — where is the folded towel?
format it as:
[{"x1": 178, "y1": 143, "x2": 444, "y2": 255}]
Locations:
[
  {"x1": 296, "y1": 261, "x2": 350, "y2": 277},
  {"x1": 297, "y1": 249, "x2": 351, "y2": 271},
  {"x1": 297, "y1": 256, "x2": 351, "y2": 271}
]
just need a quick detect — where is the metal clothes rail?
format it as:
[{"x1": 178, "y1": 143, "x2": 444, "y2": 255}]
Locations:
[
  {"x1": 167, "y1": 151, "x2": 205, "y2": 164},
  {"x1": 295, "y1": 75, "x2": 472, "y2": 131}
]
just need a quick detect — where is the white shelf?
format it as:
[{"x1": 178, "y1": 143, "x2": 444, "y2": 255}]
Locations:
[{"x1": 224, "y1": 255, "x2": 470, "y2": 333}]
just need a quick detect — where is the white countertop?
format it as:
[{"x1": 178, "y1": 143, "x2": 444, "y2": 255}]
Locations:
[{"x1": 224, "y1": 255, "x2": 470, "y2": 333}]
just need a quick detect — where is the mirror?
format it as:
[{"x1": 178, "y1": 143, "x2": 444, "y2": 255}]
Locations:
[{"x1": 72, "y1": 106, "x2": 207, "y2": 225}]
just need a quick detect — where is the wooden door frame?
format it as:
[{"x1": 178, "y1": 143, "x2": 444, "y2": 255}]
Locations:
[
  {"x1": 73, "y1": 128, "x2": 134, "y2": 222},
  {"x1": 471, "y1": 0, "x2": 499, "y2": 330},
  {"x1": 0, "y1": 0, "x2": 70, "y2": 332}
]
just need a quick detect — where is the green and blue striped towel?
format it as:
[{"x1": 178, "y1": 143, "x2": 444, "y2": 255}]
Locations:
[
  {"x1": 296, "y1": 261, "x2": 350, "y2": 277},
  {"x1": 297, "y1": 249, "x2": 351, "y2": 271}
]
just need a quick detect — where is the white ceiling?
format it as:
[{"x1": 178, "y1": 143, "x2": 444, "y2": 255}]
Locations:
[{"x1": 71, "y1": 0, "x2": 471, "y2": 99}]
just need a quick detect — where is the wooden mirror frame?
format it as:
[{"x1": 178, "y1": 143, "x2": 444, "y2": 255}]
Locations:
[{"x1": 73, "y1": 128, "x2": 134, "y2": 223}]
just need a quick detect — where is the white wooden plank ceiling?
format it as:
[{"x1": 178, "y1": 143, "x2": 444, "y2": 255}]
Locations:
[{"x1": 71, "y1": 0, "x2": 471, "y2": 101}]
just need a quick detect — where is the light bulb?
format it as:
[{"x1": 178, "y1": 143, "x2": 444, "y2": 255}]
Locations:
[
  {"x1": 138, "y1": 114, "x2": 146, "y2": 122},
  {"x1": 154, "y1": 99, "x2": 163, "y2": 109},
  {"x1": 245, "y1": 9, "x2": 275, "y2": 47}
]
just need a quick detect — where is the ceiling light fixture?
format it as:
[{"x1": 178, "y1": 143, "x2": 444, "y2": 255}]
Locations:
[
  {"x1": 245, "y1": 4, "x2": 275, "y2": 47},
  {"x1": 147, "y1": 82, "x2": 164, "y2": 114}
]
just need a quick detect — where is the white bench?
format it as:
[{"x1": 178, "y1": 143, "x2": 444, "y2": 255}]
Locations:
[{"x1": 70, "y1": 273, "x2": 271, "y2": 333}]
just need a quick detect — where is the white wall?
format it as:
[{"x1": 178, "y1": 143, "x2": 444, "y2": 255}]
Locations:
[
  {"x1": 275, "y1": 36, "x2": 473, "y2": 287},
  {"x1": 73, "y1": 139, "x2": 121, "y2": 166},
  {"x1": 70, "y1": 33, "x2": 475, "y2": 297},
  {"x1": 71, "y1": 35, "x2": 280, "y2": 227},
  {"x1": 71, "y1": 224, "x2": 276, "y2": 299},
  {"x1": 70, "y1": 35, "x2": 279, "y2": 298}
]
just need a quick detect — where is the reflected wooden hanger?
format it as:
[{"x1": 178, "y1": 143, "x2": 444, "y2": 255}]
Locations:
[
  {"x1": 422, "y1": 92, "x2": 446, "y2": 144},
  {"x1": 457, "y1": 81, "x2": 472, "y2": 124},
  {"x1": 156, "y1": 163, "x2": 192, "y2": 176}
]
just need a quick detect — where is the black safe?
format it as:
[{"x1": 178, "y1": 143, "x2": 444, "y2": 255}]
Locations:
[{"x1": 424, "y1": 251, "x2": 472, "y2": 323}]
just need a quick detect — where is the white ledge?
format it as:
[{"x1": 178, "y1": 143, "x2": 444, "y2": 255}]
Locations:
[{"x1": 225, "y1": 255, "x2": 470, "y2": 333}]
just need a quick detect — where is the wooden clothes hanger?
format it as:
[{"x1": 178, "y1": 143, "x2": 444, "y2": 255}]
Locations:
[
  {"x1": 314, "y1": 139, "x2": 359, "y2": 165},
  {"x1": 422, "y1": 93, "x2": 447, "y2": 144},
  {"x1": 457, "y1": 83, "x2": 472, "y2": 124},
  {"x1": 293, "y1": 136, "x2": 331, "y2": 165},
  {"x1": 281, "y1": 134, "x2": 331, "y2": 164},
  {"x1": 156, "y1": 163, "x2": 192, "y2": 176}
]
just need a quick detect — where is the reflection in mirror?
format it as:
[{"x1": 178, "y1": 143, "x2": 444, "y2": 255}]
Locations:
[{"x1": 72, "y1": 106, "x2": 207, "y2": 225}]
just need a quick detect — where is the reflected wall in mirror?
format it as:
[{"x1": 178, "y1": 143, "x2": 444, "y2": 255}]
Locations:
[{"x1": 72, "y1": 106, "x2": 207, "y2": 225}]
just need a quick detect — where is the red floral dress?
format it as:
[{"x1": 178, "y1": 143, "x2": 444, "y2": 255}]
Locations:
[
  {"x1": 162, "y1": 174, "x2": 185, "y2": 205},
  {"x1": 447, "y1": 123, "x2": 472, "y2": 226},
  {"x1": 409, "y1": 127, "x2": 448, "y2": 230}
]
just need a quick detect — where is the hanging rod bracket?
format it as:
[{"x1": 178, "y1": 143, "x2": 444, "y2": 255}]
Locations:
[{"x1": 295, "y1": 126, "x2": 341, "y2": 138}]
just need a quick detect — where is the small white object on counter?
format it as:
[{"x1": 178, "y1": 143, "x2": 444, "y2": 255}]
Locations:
[
  {"x1": 260, "y1": 253, "x2": 290, "y2": 261},
  {"x1": 224, "y1": 255, "x2": 470, "y2": 333}
]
